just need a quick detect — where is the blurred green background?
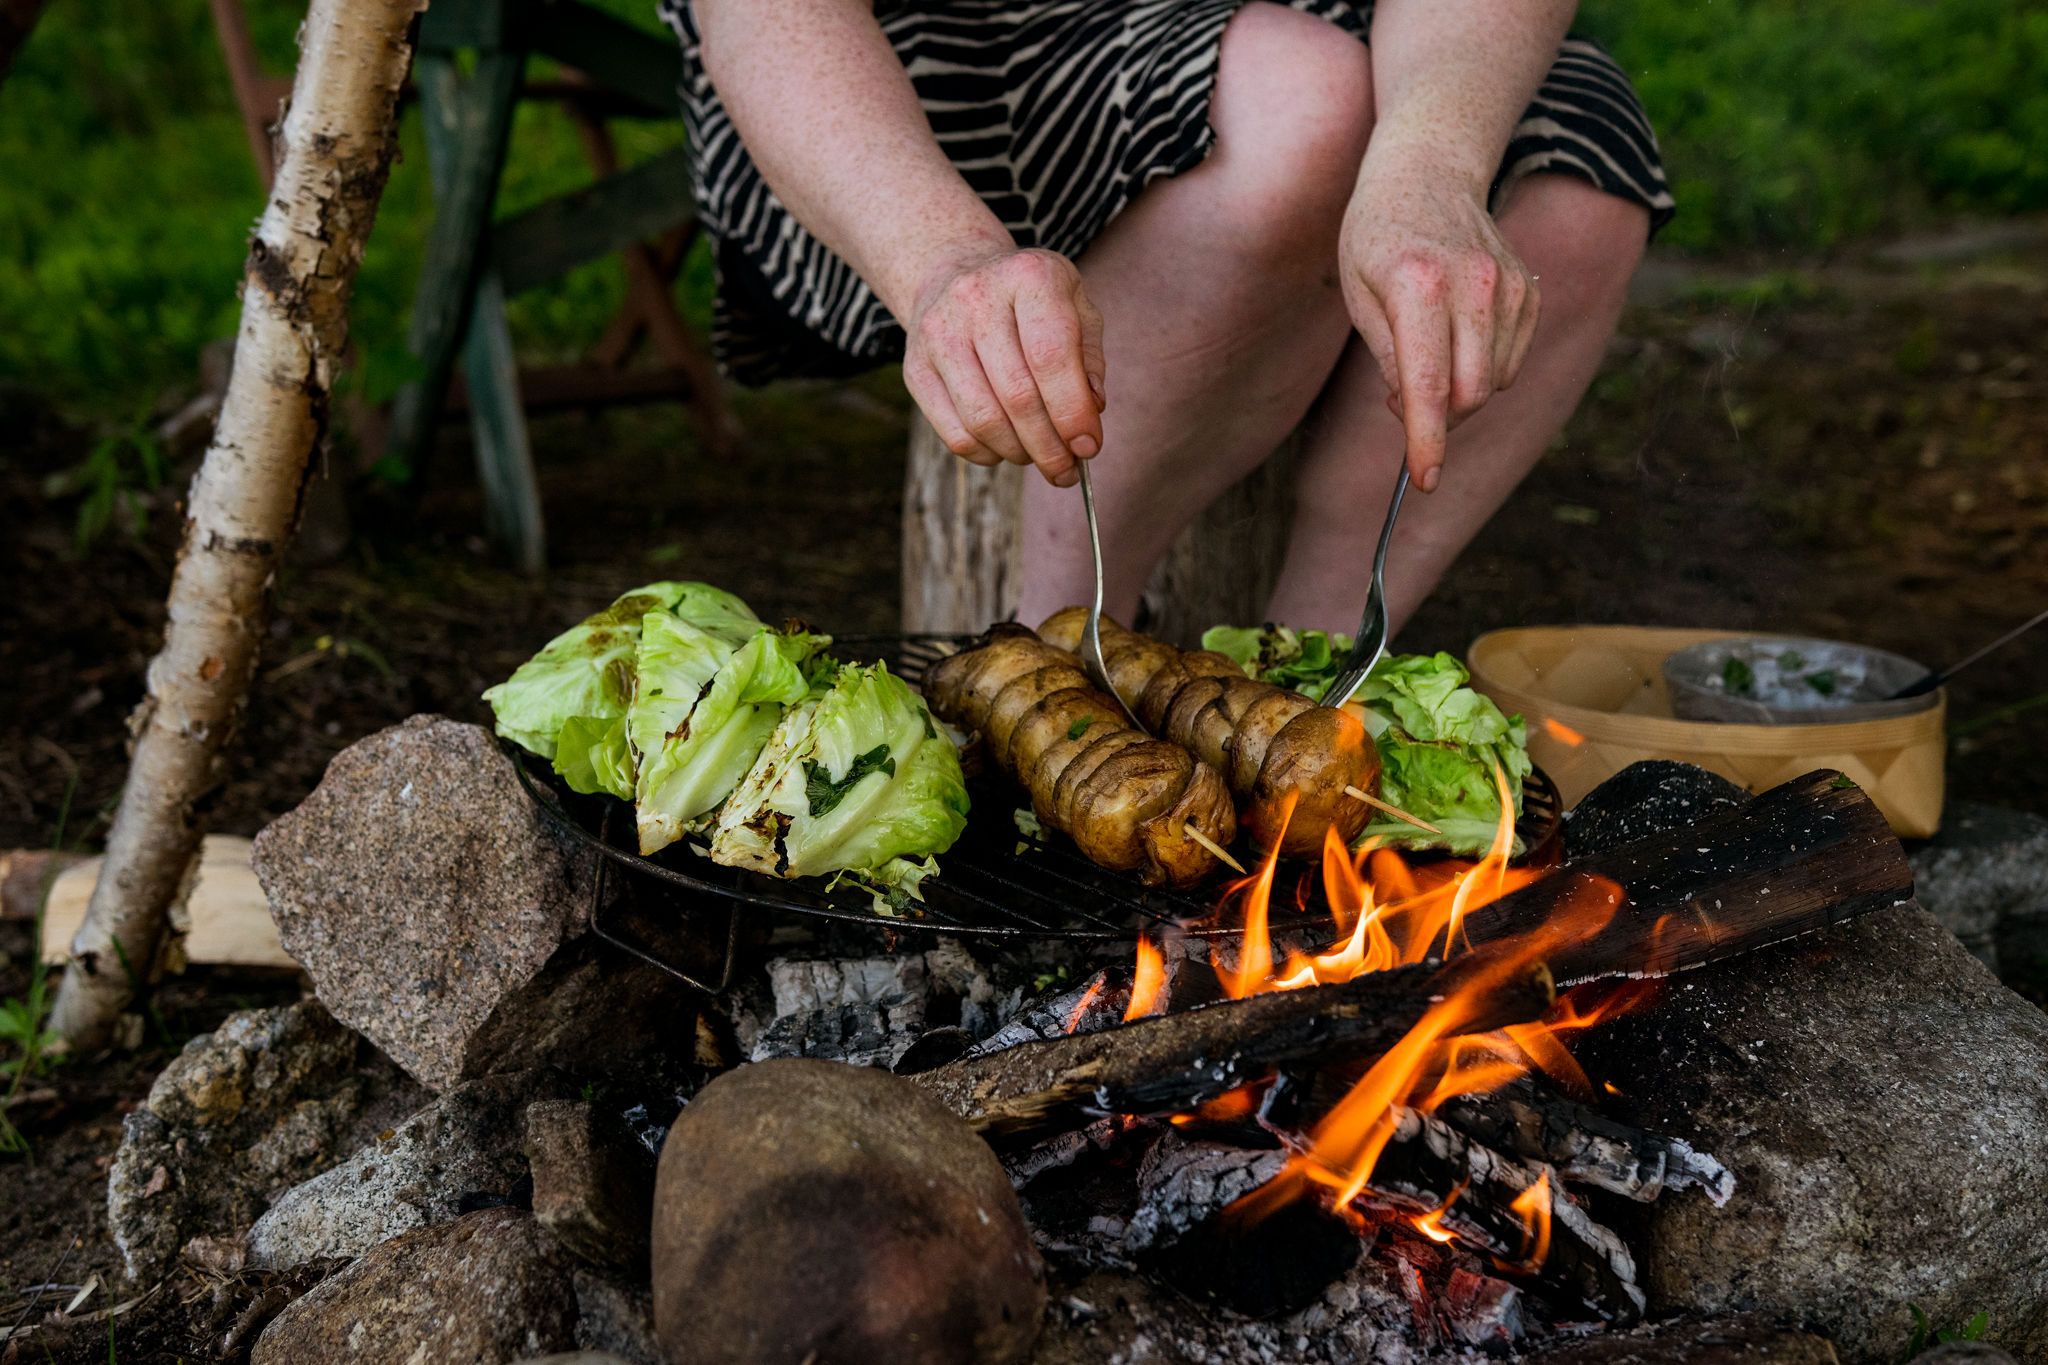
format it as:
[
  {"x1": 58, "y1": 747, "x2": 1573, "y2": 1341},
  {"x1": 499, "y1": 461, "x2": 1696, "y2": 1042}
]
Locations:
[{"x1": 1, "y1": 0, "x2": 2044, "y2": 421}]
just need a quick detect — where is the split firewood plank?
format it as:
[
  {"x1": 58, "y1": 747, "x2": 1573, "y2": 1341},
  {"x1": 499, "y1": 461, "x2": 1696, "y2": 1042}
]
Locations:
[
  {"x1": 0, "y1": 850, "x2": 88, "y2": 921},
  {"x1": 1460, "y1": 769, "x2": 1912, "y2": 986},
  {"x1": 39, "y1": 836, "x2": 294, "y2": 971},
  {"x1": 911, "y1": 959, "x2": 1554, "y2": 1148},
  {"x1": 1434, "y1": 1076, "x2": 1733, "y2": 1205}
]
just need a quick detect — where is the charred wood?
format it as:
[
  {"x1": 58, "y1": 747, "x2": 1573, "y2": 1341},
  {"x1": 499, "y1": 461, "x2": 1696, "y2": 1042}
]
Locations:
[
  {"x1": 1435, "y1": 1076, "x2": 1734, "y2": 1205},
  {"x1": 1461, "y1": 770, "x2": 1913, "y2": 986},
  {"x1": 909, "y1": 961, "x2": 1555, "y2": 1148},
  {"x1": 1358, "y1": 1106, "x2": 1644, "y2": 1324}
]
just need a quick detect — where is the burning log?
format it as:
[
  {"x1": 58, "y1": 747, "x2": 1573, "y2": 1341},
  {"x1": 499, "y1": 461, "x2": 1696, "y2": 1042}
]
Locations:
[
  {"x1": 1434, "y1": 1075, "x2": 1734, "y2": 1205},
  {"x1": 1355, "y1": 1107, "x2": 1645, "y2": 1324},
  {"x1": 1461, "y1": 770, "x2": 1913, "y2": 985},
  {"x1": 910, "y1": 960, "x2": 1556, "y2": 1148}
]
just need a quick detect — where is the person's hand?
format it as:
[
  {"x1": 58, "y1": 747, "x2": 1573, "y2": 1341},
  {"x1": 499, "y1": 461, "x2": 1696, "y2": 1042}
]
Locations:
[
  {"x1": 1338, "y1": 159, "x2": 1540, "y2": 491},
  {"x1": 901, "y1": 246, "x2": 1107, "y2": 487}
]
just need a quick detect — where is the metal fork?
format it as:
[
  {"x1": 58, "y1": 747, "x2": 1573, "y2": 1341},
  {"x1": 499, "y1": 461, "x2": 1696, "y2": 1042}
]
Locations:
[
  {"x1": 1322, "y1": 465, "x2": 1411, "y2": 709},
  {"x1": 1076, "y1": 461, "x2": 1144, "y2": 730}
]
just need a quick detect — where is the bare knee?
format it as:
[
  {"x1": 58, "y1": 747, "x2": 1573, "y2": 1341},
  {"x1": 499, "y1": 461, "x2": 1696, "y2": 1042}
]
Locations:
[
  {"x1": 1498, "y1": 173, "x2": 1651, "y2": 311},
  {"x1": 1208, "y1": 4, "x2": 1374, "y2": 256}
]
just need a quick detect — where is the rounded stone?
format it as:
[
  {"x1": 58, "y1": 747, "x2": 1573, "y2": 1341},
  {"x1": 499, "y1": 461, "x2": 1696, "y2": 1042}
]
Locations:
[{"x1": 652, "y1": 1058, "x2": 1045, "y2": 1365}]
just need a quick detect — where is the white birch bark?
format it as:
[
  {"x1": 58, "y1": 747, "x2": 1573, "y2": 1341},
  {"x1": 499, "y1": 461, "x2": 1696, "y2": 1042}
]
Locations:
[{"x1": 50, "y1": 0, "x2": 427, "y2": 1050}]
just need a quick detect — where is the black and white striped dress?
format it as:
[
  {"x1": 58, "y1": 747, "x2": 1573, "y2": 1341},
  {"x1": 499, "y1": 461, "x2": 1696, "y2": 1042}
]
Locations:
[{"x1": 655, "y1": 0, "x2": 1675, "y2": 385}]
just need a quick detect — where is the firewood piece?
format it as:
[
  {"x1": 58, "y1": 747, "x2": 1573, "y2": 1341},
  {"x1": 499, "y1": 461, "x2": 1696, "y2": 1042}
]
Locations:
[
  {"x1": 1359, "y1": 1106, "x2": 1645, "y2": 1324},
  {"x1": 1435, "y1": 1076, "x2": 1734, "y2": 1205},
  {"x1": 1460, "y1": 770, "x2": 1913, "y2": 985},
  {"x1": 910, "y1": 960, "x2": 1554, "y2": 1148}
]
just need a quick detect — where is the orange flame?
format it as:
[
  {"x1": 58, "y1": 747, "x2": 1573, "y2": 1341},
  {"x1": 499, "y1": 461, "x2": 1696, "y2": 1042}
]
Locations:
[
  {"x1": 1413, "y1": 1195, "x2": 1461, "y2": 1243},
  {"x1": 1125, "y1": 934, "x2": 1167, "y2": 1021},
  {"x1": 1541, "y1": 717, "x2": 1586, "y2": 747},
  {"x1": 1510, "y1": 1168, "x2": 1553, "y2": 1269},
  {"x1": 1177, "y1": 771, "x2": 1636, "y2": 1262},
  {"x1": 1063, "y1": 977, "x2": 1105, "y2": 1034}
]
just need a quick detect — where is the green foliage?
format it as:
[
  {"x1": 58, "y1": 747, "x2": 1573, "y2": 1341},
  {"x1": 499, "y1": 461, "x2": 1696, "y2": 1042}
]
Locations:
[
  {"x1": 41, "y1": 402, "x2": 166, "y2": 551},
  {"x1": 1579, "y1": 0, "x2": 2048, "y2": 249},
  {"x1": 0, "y1": 776, "x2": 75, "y2": 1160},
  {"x1": 1900, "y1": 1304, "x2": 1990, "y2": 1361},
  {"x1": 2, "y1": 0, "x2": 2044, "y2": 420},
  {"x1": 0, "y1": 0, "x2": 693, "y2": 420}
]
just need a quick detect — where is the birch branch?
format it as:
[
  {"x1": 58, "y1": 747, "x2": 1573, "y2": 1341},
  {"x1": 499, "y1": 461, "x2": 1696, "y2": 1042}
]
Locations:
[{"x1": 50, "y1": 0, "x2": 427, "y2": 1050}]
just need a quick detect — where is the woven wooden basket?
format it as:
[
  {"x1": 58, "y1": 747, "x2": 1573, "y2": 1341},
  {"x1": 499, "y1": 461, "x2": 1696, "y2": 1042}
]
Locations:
[{"x1": 1467, "y1": 626, "x2": 1946, "y2": 837}]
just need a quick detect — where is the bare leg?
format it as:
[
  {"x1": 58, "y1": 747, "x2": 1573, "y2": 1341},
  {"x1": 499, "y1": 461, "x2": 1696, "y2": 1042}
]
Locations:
[
  {"x1": 1013, "y1": 3, "x2": 1373, "y2": 628},
  {"x1": 1263, "y1": 173, "x2": 1649, "y2": 638}
]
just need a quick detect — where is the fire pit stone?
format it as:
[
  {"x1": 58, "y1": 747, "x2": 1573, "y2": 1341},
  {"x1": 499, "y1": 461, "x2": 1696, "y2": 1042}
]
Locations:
[
  {"x1": 250, "y1": 1207, "x2": 577, "y2": 1364},
  {"x1": 247, "y1": 1067, "x2": 575, "y2": 1270},
  {"x1": 251, "y1": 715, "x2": 698, "y2": 1092},
  {"x1": 106, "y1": 998, "x2": 426, "y2": 1282},
  {"x1": 1908, "y1": 800, "x2": 2048, "y2": 973},
  {"x1": 1582, "y1": 900, "x2": 2048, "y2": 1364},
  {"x1": 651, "y1": 1057, "x2": 1046, "y2": 1365}
]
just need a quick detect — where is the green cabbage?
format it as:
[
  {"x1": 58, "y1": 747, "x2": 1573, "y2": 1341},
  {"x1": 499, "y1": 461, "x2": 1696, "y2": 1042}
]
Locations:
[
  {"x1": 1202, "y1": 624, "x2": 1532, "y2": 856},
  {"x1": 481, "y1": 581, "x2": 724, "y2": 761},
  {"x1": 1200, "y1": 624, "x2": 1353, "y2": 701},
  {"x1": 554, "y1": 714, "x2": 634, "y2": 799},
  {"x1": 630, "y1": 617, "x2": 828, "y2": 855},
  {"x1": 1356, "y1": 652, "x2": 1532, "y2": 857},
  {"x1": 710, "y1": 662, "x2": 969, "y2": 907}
]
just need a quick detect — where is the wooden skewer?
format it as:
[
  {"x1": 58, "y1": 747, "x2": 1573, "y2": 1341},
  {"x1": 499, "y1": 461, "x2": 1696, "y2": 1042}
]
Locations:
[
  {"x1": 1345, "y1": 785, "x2": 1442, "y2": 835},
  {"x1": 1183, "y1": 823, "x2": 1248, "y2": 874}
]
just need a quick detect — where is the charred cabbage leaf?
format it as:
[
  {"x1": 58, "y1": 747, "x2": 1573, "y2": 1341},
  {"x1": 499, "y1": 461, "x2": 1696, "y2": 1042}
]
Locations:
[
  {"x1": 711, "y1": 662, "x2": 969, "y2": 906},
  {"x1": 482, "y1": 581, "x2": 746, "y2": 761},
  {"x1": 631, "y1": 618, "x2": 828, "y2": 855}
]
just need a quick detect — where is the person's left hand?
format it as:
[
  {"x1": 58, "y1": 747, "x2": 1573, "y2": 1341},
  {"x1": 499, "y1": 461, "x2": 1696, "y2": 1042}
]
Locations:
[{"x1": 1338, "y1": 156, "x2": 1540, "y2": 491}]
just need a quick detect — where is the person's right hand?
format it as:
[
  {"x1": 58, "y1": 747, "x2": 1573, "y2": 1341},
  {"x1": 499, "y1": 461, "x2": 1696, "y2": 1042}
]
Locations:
[{"x1": 901, "y1": 246, "x2": 1107, "y2": 487}]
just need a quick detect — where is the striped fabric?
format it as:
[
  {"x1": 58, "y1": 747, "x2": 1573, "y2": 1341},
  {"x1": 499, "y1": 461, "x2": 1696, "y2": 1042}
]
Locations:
[{"x1": 655, "y1": 0, "x2": 1674, "y2": 385}]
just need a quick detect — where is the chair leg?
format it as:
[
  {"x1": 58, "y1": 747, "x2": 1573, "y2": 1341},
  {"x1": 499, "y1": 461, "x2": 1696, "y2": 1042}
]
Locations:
[
  {"x1": 463, "y1": 271, "x2": 546, "y2": 573},
  {"x1": 383, "y1": 47, "x2": 523, "y2": 480}
]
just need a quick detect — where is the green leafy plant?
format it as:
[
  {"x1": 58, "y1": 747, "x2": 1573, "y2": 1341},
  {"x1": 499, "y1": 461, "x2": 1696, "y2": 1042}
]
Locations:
[
  {"x1": 42, "y1": 403, "x2": 166, "y2": 552},
  {"x1": 1901, "y1": 1305, "x2": 1990, "y2": 1361},
  {"x1": 0, "y1": 776, "x2": 77, "y2": 1159}
]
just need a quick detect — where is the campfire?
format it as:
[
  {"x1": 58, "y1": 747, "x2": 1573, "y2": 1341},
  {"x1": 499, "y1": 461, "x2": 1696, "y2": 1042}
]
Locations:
[{"x1": 866, "y1": 759, "x2": 1909, "y2": 1346}]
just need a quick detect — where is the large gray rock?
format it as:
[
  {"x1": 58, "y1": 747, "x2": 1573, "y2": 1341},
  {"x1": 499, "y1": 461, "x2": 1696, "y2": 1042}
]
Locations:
[
  {"x1": 251, "y1": 1208, "x2": 576, "y2": 1364},
  {"x1": 252, "y1": 715, "x2": 698, "y2": 1091},
  {"x1": 1911, "y1": 801, "x2": 2048, "y2": 973},
  {"x1": 106, "y1": 1000, "x2": 425, "y2": 1282},
  {"x1": 1582, "y1": 902, "x2": 2048, "y2": 1364},
  {"x1": 652, "y1": 1058, "x2": 1045, "y2": 1365},
  {"x1": 247, "y1": 1069, "x2": 571, "y2": 1269}
]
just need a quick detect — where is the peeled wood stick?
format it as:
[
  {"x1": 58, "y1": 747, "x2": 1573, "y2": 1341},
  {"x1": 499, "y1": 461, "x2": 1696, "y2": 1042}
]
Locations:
[
  {"x1": 49, "y1": 0, "x2": 426, "y2": 1050},
  {"x1": 1183, "y1": 824, "x2": 1247, "y2": 874},
  {"x1": 1344, "y1": 785, "x2": 1442, "y2": 835},
  {"x1": 910, "y1": 958, "x2": 1555, "y2": 1149}
]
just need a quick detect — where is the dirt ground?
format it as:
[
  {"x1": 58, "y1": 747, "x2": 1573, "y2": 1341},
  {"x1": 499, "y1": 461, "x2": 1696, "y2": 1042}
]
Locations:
[{"x1": 2, "y1": 231, "x2": 2045, "y2": 1358}]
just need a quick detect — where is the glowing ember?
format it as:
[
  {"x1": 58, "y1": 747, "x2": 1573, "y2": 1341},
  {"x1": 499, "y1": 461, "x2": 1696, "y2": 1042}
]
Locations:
[{"x1": 1125, "y1": 934, "x2": 1167, "y2": 1021}]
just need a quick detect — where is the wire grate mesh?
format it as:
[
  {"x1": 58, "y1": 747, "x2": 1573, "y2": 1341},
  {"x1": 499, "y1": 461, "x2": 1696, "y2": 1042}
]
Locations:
[{"x1": 511, "y1": 633, "x2": 1561, "y2": 942}]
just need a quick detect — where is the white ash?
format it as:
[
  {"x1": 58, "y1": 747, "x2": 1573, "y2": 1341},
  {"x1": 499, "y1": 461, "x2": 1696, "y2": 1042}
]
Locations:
[{"x1": 1123, "y1": 1130, "x2": 1287, "y2": 1255}]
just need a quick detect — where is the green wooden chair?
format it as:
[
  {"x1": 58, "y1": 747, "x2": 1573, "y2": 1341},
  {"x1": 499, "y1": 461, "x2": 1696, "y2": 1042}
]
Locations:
[{"x1": 373, "y1": 0, "x2": 735, "y2": 571}]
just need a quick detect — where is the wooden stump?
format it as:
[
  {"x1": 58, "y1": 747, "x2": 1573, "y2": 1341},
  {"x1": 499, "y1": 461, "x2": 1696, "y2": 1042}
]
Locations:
[{"x1": 901, "y1": 413, "x2": 1296, "y2": 645}]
